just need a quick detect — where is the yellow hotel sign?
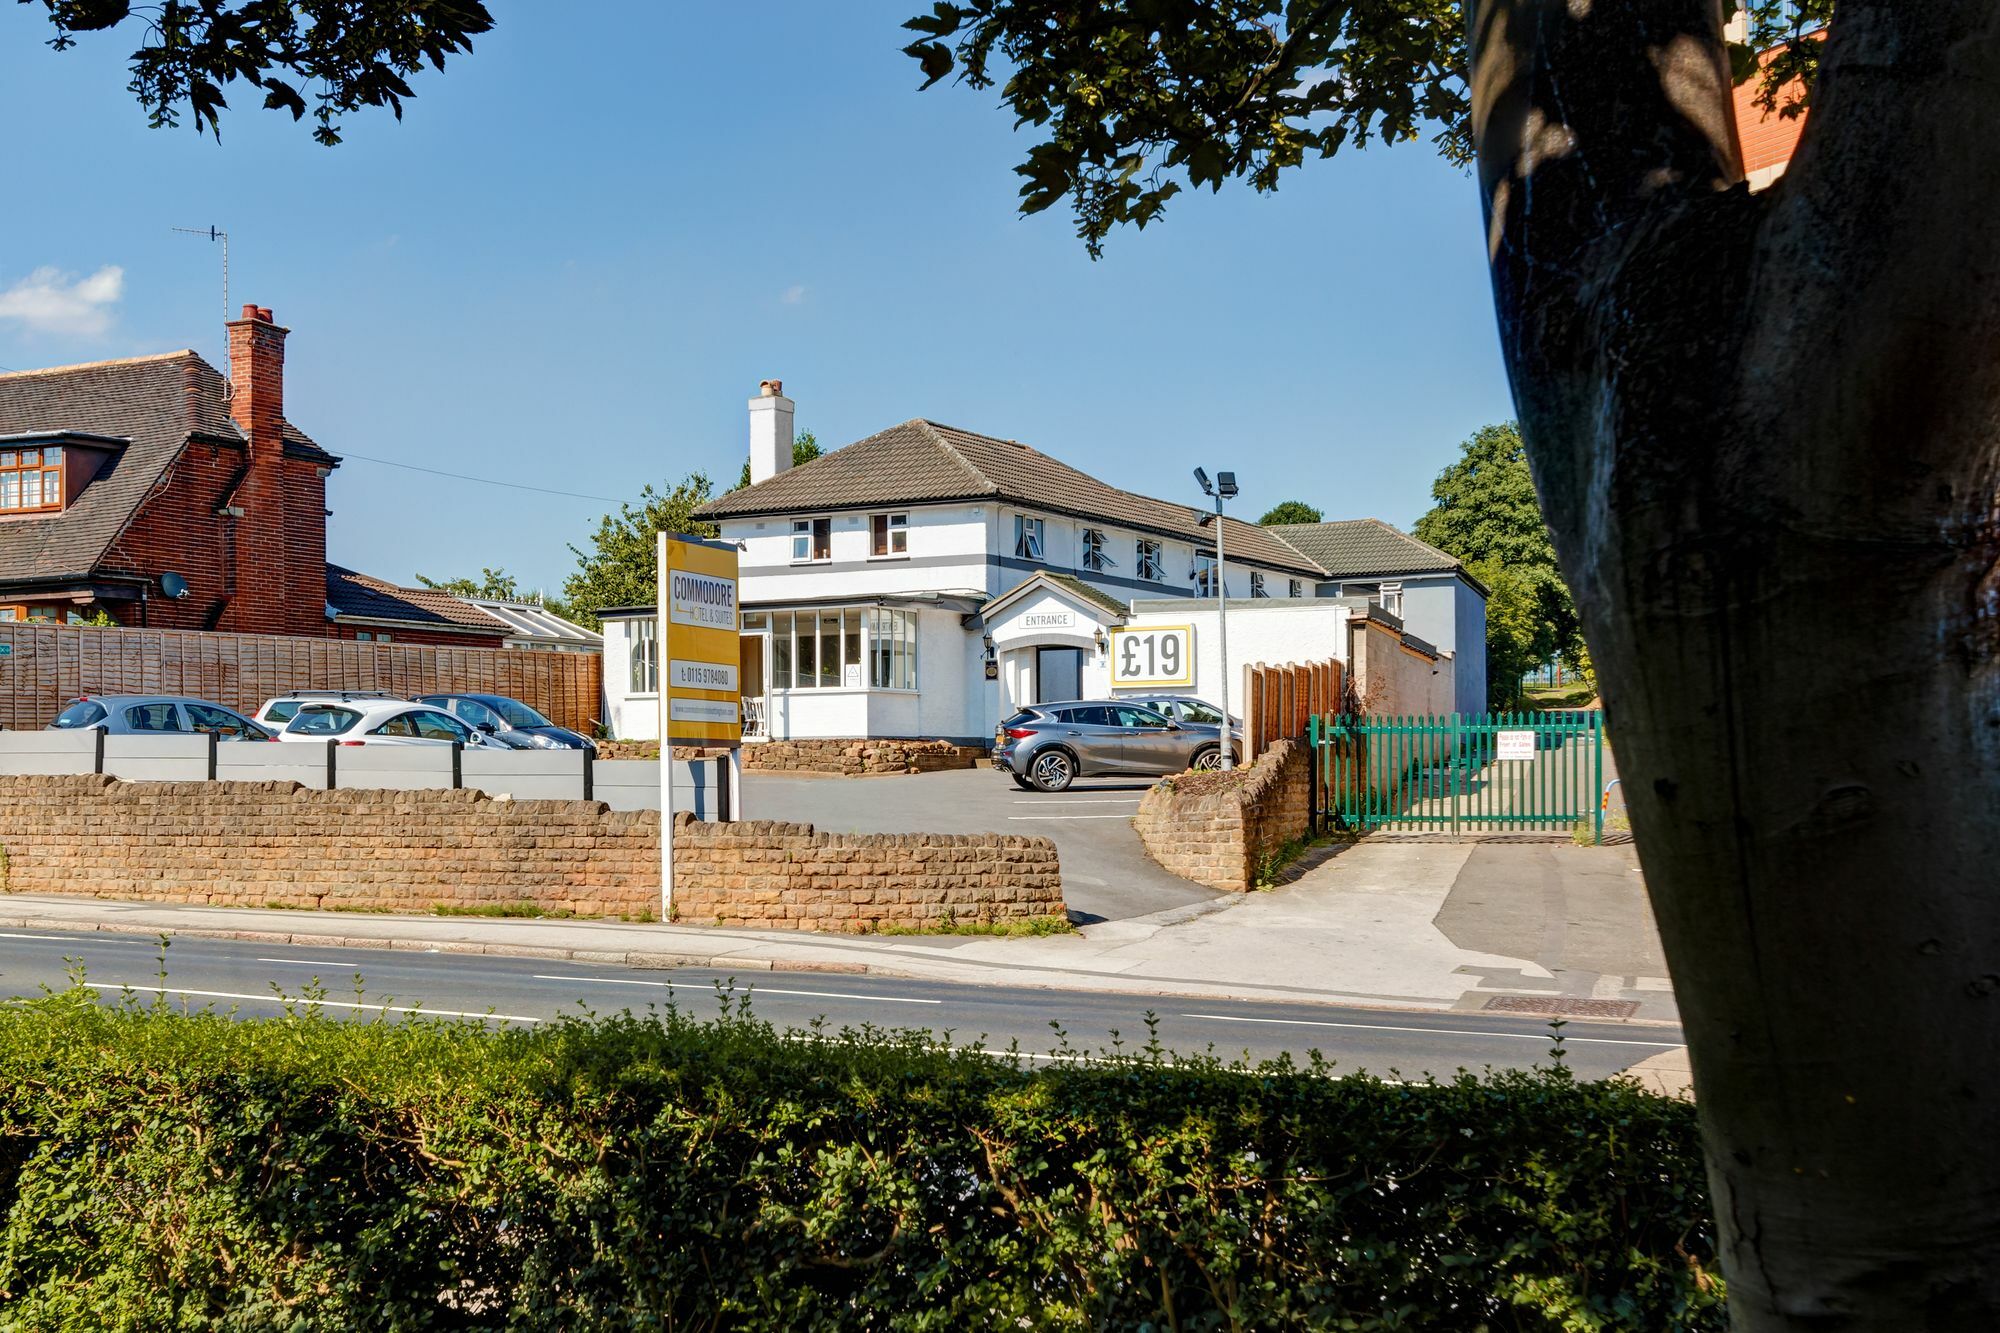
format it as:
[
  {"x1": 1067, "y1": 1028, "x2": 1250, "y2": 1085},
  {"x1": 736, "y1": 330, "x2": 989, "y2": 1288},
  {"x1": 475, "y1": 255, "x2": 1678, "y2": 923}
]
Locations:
[{"x1": 656, "y1": 532, "x2": 742, "y2": 746}]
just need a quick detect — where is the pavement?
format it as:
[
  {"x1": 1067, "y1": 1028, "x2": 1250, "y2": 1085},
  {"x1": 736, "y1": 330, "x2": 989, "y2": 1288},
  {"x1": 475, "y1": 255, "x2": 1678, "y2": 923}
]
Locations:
[
  {"x1": 0, "y1": 835, "x2": 1677, "y2": 1023},
  {"x1": 741, "y1": 768, "x2": 1218, "y2": 923},
  {"x1": 0, "y1": 930, "x2": 1684, "y2": 1082}
]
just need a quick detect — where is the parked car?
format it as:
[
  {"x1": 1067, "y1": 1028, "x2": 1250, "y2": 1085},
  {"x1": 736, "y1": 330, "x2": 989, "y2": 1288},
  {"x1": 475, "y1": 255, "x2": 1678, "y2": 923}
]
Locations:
[
  {"x1": 415, "y1": 693, "x2": 595, "y2": 752},
  {"x1": 49, "y1": 695, "x2": 274, "y2": 740},
  {"x1": 1115, "y1": 693, "x2": 1242, "y2": 737},
  {"x1": 993, "y1": 699, "x2": 1235, "y2": 793},
  {"x1": 275, "y1": 699, "x2": 499, "y2": 747},
  {"x1": 254, "y1": 690, "x2": 407, "y2": 729}
]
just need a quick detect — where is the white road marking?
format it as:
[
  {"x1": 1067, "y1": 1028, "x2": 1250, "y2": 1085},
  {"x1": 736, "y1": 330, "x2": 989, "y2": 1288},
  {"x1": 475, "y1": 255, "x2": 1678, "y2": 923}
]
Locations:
[
  {"x1": 88, "y1": 982, "x2": 540, "y2": 1024},
  {"x1": 257, "y1": 958, "x2": 353, "y2": 967},
  {"x1": 1181, "y1": 1013, "x2": 1680, "y2": 1048},
  {"x1": 0, "y1": 932, "x2": 92, "y2": 942},
  {"x1": 532, "y1": 974, "x2": 941, "y2": 1005}
]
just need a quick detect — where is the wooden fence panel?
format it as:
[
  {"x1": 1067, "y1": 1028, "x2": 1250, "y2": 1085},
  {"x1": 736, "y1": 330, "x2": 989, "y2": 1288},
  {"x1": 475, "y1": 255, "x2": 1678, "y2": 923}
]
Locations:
[
  {"x1": 0, "y1": 625, "x2": 602, "y2": 734},
  {"x1": 1241, "y1": 657, "x2": 1344, "y2": 763}
]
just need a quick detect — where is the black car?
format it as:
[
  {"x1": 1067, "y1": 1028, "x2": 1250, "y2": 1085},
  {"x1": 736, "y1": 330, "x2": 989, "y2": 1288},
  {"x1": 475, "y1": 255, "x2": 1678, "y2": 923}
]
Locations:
[{"x1": 416, "y1": 693, "x2": 596, "y2": 752}]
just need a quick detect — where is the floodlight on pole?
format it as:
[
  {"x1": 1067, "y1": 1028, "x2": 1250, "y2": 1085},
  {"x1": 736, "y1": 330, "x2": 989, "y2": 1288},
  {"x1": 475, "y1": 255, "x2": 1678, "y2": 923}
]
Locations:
[{"x1": 1193, "y1": 466, "x2": 1235, "y2": 770}]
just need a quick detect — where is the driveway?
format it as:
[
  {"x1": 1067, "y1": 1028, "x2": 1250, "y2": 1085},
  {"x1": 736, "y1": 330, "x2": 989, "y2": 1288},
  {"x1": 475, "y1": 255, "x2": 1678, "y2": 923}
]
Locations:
[{"x1": 740, "y1": 768, "x2": 1220, "y2": 924}]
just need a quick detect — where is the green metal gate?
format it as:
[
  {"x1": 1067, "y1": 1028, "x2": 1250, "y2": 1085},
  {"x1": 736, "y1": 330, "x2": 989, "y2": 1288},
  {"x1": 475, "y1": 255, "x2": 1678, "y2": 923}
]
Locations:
[{"x1": 1309, "y1": 711, "x2": 1606, "y2": 840}]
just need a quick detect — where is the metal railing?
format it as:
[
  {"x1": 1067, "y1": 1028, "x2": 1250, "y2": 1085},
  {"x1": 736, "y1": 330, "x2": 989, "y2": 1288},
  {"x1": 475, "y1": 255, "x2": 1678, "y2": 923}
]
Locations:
[{"x1": 1311, "y1": 711, "x2": 1606, "y2": 840}]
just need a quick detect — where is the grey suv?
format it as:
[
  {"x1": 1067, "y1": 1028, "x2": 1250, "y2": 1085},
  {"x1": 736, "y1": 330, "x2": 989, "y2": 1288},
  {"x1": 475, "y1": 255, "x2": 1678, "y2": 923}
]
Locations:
[{"x1": 994, "y1": 700, "x2": 1231, "y2": 792}]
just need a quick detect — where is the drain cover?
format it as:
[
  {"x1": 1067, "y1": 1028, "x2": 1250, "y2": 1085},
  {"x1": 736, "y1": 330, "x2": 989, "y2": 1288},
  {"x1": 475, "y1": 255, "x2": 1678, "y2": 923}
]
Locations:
[{"x1": 1482, "y1": 995, "x2": 1640, "y2": 1019}]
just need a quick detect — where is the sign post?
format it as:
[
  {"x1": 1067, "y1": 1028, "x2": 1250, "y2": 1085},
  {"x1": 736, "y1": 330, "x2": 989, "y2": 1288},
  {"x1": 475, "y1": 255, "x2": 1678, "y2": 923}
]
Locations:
[{"x1": 657, "y1": 532, "x2": 742, "y2": 922}]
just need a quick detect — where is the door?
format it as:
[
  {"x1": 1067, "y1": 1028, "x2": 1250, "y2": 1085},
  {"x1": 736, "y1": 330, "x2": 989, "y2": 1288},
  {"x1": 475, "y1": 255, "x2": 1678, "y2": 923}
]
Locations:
[
  {"x1": 1034, "y1": 646, "x2": 1083, "y2": 703},
  {"x1": 740, "y1": 634, "x2": 766, "y2": 738},
  {"x1": 1054, "y1": 704, "x2": 1123, "y2": 775},
  {"x1": 1111, "y1": 703, "x2": 1184, "y2": 774}
]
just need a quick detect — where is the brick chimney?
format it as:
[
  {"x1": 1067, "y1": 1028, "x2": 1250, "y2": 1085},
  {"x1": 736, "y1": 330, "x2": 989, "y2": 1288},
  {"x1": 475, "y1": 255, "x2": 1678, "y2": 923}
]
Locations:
[
  {"x1": 747, "y1": 379, "x2": 795, "y2": 486},
  {"x1": 226, "y1": 304, "x2": 287, "y2": 445}
]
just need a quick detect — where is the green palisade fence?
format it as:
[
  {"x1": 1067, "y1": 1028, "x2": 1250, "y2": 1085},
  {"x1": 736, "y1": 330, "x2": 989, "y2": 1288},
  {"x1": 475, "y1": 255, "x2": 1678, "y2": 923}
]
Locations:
[{"x1": 1309, "y1": 711, "x2": 1606, "y2": 841}]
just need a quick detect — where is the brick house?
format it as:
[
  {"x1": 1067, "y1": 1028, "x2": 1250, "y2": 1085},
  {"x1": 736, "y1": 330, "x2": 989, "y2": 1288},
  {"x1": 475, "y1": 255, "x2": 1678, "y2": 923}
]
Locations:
[{"x1": 0, "y1": 305, "x2": 523, "y2": 647}]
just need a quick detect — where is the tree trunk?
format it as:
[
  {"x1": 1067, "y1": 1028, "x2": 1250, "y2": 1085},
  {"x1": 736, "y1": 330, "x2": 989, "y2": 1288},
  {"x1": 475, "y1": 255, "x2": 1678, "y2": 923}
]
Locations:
[{"x1": 1469, "y1": 1, "x2": 2000, "y2": 1327}]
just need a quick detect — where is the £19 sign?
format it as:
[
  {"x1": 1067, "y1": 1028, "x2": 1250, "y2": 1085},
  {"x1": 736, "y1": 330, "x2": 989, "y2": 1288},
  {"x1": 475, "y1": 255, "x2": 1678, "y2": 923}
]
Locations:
[{"x1": 1110, "y1": 625, "x2": 1194, "y2": 688}]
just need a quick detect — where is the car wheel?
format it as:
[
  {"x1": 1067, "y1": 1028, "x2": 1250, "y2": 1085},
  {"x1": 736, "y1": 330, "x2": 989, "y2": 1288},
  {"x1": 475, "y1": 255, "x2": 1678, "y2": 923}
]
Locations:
[
  {"x1": 1011, "y1": 774, "x2": 1035, "y2": 791},
  {"x1": 1029, "y1": 749, "x2": 1076, "y2": 793},
  {"x1": 1190, "y1": 745, "x2": 1223, "y2": 772}
]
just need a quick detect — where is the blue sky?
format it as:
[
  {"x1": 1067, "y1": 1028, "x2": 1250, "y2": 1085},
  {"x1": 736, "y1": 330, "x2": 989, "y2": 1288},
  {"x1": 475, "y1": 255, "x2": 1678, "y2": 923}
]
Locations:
[{"x1": 0, "y1": 1, "x2": 1514, "y2": 595}]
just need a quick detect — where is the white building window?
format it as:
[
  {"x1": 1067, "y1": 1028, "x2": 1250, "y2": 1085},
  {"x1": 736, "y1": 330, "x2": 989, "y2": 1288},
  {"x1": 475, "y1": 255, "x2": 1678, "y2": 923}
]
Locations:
[
  {"x1": 1193, "y1": 551, "x2": 1219, "y2": 597},
  {"x1": 1250, "y1": 571, "x2": 1268, "y2": 598},
  {"x1": 1136, "y1": 539, "x2": 1165, "y2": 583},
  {"x1": 765, "y1": 607, "x2": 917, "y2": 691},
  {"x1": 791, "y1": 516, "x2": 831, "y2": 562},
  {"x1": 870, "y1": 512, "x2": 908, "y2": 557},
  {"x1": 1379, "y1": 582, "x2": 1404, "y2": 618},
  {"x1": 1081, "y1": 527, "x2": 1110, "y2": 571},
  {"x1": 627, "y1": 620, "x2": 657, "y2": 694},
  {"x1": 1013, "y1": 514, "x2": 1045, "y2": 561},
  {"x1": 1289, "y1": 578, "x2": 1303, "y2": 598}
]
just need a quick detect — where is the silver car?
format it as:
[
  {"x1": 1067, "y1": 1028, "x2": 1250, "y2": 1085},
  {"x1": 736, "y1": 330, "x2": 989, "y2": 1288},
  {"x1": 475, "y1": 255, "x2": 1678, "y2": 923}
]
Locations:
[
  {"x1": 50, "y1": 695, "x2": 274, "y2": 740},
  {"x1": 993, "y1": 699, "x2": 1232, "y2": 793}
]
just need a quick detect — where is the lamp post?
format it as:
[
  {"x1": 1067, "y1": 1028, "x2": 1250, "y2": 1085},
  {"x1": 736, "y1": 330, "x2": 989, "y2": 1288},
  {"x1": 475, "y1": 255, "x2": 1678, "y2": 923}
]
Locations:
[{"x1": 1194, "y1": 468, "x2": 1239, "y2": 770}]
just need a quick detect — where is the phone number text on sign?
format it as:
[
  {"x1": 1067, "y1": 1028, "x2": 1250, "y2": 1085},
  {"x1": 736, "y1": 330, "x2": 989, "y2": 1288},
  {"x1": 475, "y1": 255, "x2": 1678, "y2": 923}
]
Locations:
[
  {"x1": 1110, "y1": 625, "x2": 1194, "y2": 688},
  {"x1": 668, "y1": 570, "x2": 737, "y2": 630}
]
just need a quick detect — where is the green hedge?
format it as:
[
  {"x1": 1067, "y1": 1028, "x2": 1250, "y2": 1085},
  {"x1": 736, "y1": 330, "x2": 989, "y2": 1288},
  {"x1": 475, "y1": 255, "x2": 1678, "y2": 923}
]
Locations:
[{"x1": 0, "y1": 989, "x2": 1724, "y2": 1330}]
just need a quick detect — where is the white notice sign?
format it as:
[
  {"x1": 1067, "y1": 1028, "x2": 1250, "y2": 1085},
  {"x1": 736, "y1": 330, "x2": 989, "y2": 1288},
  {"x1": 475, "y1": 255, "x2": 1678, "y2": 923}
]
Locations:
[{"x1": 1496, "y1": 730, "x2": 1537, "y2": 761}]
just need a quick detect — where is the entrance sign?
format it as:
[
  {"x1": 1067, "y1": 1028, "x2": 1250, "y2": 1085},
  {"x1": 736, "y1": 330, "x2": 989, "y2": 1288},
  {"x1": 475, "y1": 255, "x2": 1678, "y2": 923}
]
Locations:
[
  {"x1": 658, "y1": 533, "x2": 742, "y2": 746},
  {"x1": 1110, "y1": 625, "x2": 1194, "y2": 688},
  {"x1": 657, "y1": 532, "x2": 744, "y2": 921},
  {"x1": 1496, "y1": 730, "x2": 1537, "y2": 762}
]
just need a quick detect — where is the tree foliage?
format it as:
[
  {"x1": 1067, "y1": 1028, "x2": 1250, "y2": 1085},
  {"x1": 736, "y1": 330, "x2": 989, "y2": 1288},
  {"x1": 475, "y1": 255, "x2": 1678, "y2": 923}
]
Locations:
[
  {"x1": 557, "y1": 474, "x2": 717, "y2": 631},
  {"x1": 25, "y1": 0, "x2": 493, "y2": 143},
  {"x1": 904, "y1": 1, "x2": 1825, "y2": 253},
  {"x1": 734, "y1": 429, "x2": 823, "y2": 491},
  {"x1": 415, "y1": 567, "x2": 521, "y2": 601},
  {"x1": 1414, "y1": 424, "x2": 1582, "y2": 700},
  {"x1": 1257, "y1": 499, "x2": 1322, "y2": 526}
]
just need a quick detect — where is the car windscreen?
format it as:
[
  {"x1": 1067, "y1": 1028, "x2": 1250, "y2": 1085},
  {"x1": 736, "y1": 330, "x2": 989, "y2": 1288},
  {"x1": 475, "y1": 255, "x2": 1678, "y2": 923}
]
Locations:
[
  {"x1": 1177, "y1": 701, "x2": 1225, "y2": 725},
  {"x1": 52, "y1": 700, "x2": 106, "y2": 729},
  {"x1": 288, "y1": 707, "x2": 359, "y2": 736},
  {"x1": 494, "y1": 699, "x2": 549, "y2": 729}
]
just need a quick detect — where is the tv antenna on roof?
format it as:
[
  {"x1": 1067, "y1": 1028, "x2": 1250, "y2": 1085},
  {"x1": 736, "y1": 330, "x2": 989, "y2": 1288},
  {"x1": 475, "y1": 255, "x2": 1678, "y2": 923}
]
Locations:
[{"x1": 171, "y1": 225, "x2": 231, "y2": 375}]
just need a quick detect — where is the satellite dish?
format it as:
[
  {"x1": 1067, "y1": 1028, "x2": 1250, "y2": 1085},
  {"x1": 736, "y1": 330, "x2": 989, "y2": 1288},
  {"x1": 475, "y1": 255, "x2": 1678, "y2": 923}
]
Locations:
[{"x1": 160, "y1": 572, "x2": 190, "y2": 600}]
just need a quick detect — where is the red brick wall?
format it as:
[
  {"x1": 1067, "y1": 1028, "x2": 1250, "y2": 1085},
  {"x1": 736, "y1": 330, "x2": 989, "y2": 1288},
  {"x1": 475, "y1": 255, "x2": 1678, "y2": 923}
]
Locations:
[
  {"x1": 281, "y1": 455, "x2": 330, "y2": 638},
  {"x1": 1731, "y1": 39, "x2": 1814, "y2": 181},
  {"x1": 226, "y1": 308, "x2": 292, "y2": 637},
  {"x1": 98, "y1": 438, "x2": 242, "y2": 630}
]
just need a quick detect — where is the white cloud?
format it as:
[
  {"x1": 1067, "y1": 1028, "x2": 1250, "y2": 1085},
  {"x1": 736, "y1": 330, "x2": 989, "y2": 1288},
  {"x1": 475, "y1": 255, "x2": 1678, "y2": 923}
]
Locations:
[
  {"x1": 780, "y1": 284, "x2": 807, "y2": 305},
  {"x1": 0, "y1": 265, "x2": 124, "y2": 337}
]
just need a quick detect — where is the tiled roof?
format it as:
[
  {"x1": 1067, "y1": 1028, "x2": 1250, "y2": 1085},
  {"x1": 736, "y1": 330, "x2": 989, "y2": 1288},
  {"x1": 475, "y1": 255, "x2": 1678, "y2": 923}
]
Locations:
[
  {"x1": 325, "y1": 565, "x2": 509, "y2": 635},
  {"x1": 0, "y1": 350, "x2": 334, "y2": 584},
  {"x1": 697, "y1": 419, "x2": 1325, "y2": 576},
  {"x1": 1267, "y1": 519, "x2": 1467, "y2": 580}
]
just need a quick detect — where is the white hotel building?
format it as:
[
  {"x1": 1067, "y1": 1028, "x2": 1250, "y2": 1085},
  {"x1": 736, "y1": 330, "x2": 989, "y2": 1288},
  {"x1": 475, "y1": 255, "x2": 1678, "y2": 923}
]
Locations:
[{"x1": 599, "y1": 384, "x2": 1485, "y2": 743}]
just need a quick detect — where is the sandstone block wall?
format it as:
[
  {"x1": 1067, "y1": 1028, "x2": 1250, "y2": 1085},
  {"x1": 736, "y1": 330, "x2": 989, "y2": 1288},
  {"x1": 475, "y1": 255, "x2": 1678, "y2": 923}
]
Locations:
[
  {"x1": 1131, "y1": 739, "x2": 1312, "y2": 893},
  {"x1": 0, "y1": 775, "x2": 1060, "y2": 932},
  {"x1": 670, "y1": 814, "x2": 1062, "y2": 930},
  {"x1": 739, "y1": 739, "x2": 986, "y2": 776}
]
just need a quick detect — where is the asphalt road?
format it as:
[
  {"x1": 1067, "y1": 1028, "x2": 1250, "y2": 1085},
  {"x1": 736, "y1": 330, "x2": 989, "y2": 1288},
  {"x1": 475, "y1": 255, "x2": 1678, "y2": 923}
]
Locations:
[
  {"x1": 0, "y1": 930, "x2": 1680, "y2": 1081},
  {"x1": 744, "y1": 768, "x2": 1218, "y2": 924}
]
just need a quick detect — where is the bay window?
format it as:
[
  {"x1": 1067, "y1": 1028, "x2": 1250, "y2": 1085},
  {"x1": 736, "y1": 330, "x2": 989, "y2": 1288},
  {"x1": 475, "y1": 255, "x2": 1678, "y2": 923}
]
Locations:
[{"x1": 762, "y1": 607, "x2": 919, "y2": 691}]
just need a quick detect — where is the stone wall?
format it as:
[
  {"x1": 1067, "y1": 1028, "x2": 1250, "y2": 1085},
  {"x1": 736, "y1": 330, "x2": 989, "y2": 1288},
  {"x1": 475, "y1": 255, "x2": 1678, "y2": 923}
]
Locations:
[
  {"x1": 670, "y1": 814, "x2": 1062, "y2": 930},
  {"x1": 1130, "y1": 739, "x2": 1312, "y2": 893},
  {"x1": 739, "y1": 739, "x2": 986, "y2": 776},
  {"x1": 0, "y1": 775, "x2": 1062, "y2": 932}
]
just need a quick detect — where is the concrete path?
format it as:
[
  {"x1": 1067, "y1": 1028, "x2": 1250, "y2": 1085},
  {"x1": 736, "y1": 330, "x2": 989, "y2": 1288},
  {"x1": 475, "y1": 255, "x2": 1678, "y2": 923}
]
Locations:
[{"x1": 0, "y1": 836, "x2": 1675, "y2": 1022}]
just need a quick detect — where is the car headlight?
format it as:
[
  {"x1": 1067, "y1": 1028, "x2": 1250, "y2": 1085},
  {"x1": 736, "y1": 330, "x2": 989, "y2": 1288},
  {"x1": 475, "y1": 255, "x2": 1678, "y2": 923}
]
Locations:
[{"x1": 530, "y1": 732, "x2": 561, "y2": 748}]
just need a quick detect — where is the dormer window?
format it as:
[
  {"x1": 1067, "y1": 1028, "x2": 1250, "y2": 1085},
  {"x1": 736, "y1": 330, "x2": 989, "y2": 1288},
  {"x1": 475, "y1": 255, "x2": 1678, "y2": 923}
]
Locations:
[{"x1": 0, "y1": 445, "x2": 63, "y2": 513}]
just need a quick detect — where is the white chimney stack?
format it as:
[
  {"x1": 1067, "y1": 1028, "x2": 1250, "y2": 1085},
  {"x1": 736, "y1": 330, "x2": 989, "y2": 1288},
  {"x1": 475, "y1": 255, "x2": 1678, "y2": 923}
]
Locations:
[{"x1": 747, "y1": 379, "x2": 795, "y2": 486}]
